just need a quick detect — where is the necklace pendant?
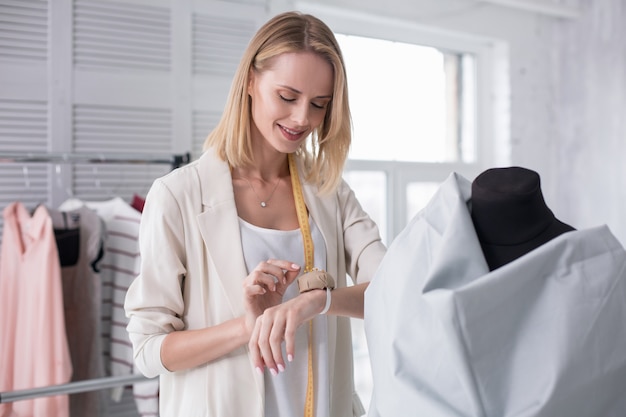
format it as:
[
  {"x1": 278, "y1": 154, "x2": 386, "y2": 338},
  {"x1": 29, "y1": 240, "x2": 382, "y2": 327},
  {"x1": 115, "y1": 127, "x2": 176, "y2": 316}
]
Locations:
[{"x1": 260, "y1": 201, "x2": 267, "y2": 208}]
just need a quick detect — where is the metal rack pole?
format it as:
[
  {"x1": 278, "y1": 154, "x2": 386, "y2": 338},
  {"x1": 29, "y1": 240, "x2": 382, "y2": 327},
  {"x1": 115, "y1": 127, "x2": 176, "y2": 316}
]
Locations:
[
  {"x1": 0, "y1": 152, "x2": 191, "y2": 169},
  {"x1": 0, "y1": 374, "x2": 154, "y2": 404}
]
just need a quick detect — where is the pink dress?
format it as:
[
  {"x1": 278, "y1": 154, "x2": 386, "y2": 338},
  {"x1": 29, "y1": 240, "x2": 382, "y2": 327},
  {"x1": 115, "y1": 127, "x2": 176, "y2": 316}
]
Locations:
[{"x1": 0, "y1": 202, "x2": 72, "y2": 417}]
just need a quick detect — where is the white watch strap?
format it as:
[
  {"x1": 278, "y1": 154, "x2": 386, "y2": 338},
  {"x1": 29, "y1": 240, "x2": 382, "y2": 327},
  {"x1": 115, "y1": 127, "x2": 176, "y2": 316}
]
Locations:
[{"x1": 320, "y1": 288, "x2": 332, "y2": 315}]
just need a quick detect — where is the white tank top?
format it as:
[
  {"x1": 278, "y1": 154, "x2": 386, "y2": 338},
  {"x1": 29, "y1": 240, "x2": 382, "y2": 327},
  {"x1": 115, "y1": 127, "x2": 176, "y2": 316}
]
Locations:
[{"x1": 239, "y1": 216, "x2": 330, "y2": 417}]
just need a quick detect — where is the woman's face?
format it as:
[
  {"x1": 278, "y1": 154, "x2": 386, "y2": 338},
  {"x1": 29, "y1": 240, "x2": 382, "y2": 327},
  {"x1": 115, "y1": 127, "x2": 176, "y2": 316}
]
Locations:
[{"x1": 248, "y1": 51, "x2": 333, "y2": 155}]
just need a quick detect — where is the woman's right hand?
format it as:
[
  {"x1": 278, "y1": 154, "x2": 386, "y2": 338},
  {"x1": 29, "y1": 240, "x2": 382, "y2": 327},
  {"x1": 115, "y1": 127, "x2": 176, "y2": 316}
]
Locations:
[{"x1": 242, "y1": 259, "x2": 301, "y2": 336}]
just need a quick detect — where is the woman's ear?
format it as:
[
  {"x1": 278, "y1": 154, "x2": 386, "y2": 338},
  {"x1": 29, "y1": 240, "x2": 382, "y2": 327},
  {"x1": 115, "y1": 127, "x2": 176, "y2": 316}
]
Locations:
[{"x1": 247, "y1": 69, "x2": 255, "y2": 96}]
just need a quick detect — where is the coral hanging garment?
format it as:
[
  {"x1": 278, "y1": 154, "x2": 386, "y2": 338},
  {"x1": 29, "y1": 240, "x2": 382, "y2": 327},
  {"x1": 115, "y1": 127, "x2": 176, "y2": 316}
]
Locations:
[{"x1": 0, "y1": 203, "x2": 72, "y2": 417}]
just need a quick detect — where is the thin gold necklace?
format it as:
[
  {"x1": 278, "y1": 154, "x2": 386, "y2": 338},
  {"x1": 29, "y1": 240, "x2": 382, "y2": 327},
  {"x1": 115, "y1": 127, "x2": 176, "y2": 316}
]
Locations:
[{"x1": 239, "y1": 175, "x2": 281, "y2": 208}]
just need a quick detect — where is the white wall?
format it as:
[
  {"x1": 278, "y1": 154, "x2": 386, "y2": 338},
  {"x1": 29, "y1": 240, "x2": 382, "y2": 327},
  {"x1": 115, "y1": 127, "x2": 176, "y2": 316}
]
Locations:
[{"x1": 550, "y1": 0, "x2": 626, "y2": 243}]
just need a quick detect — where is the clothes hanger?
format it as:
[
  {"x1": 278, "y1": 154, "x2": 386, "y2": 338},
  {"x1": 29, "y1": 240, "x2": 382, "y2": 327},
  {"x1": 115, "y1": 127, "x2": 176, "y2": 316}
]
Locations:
[
  {"x1": 23, "y1": 164, "x2": 46, "y2": 215},
  {"x1": 56, "y1": 163, "x2": 84, "y2": 210}
]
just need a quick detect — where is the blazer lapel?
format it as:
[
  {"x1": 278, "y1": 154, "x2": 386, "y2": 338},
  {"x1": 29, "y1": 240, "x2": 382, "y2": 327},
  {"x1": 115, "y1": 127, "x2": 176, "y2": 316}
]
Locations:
[{"x1": 195, "y1": 150, "x2": 248, "y2": 318}]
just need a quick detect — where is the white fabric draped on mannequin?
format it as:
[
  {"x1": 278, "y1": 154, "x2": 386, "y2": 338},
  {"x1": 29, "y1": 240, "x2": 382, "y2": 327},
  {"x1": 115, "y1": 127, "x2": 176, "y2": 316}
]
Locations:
[{"x1": 365, "y1": 172, "x2": 626, "y2": 417}]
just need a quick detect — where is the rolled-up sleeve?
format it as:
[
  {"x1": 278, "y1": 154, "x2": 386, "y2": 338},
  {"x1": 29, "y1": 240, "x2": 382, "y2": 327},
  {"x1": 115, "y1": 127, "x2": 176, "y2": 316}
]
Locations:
[
  {"x1": 337, "y1": 179, "x2": 386, "y2": 284},
  {"x1": 124, "y1": 179, "x2": 188, "y2": 378}
]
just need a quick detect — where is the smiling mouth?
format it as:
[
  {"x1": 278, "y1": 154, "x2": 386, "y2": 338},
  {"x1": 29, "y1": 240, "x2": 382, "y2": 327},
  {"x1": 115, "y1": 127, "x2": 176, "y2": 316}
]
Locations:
[{"x1": 279, "y1": 124, "x2": 306, "y2": 140}]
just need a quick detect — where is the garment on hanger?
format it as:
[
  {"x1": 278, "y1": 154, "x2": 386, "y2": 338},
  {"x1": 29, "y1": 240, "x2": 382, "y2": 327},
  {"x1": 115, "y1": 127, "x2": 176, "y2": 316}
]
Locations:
[
  {"x1": 0, "y1": 202, "x2": 72, "y2": 417},
  {"x1": 49, "y1": 205, "x2": 107, "y2": 417},
  {"x1": 364, "y1": 172, "x2": 626, "y2": 417},
  {"x1": 59, "y1": 196, "x2": 159, "y2": 417}
]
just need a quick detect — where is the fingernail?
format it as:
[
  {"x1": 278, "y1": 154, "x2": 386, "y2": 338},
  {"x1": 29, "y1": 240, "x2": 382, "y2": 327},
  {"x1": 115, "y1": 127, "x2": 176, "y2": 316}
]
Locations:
[
  {"x1": 292, "y1": 263, "x2": 300, "y2": 269},
  {"x1": 256, "y1": 367, "x2": 263, "y2": 376},
  {"x1": 270, "y1": 368, "x2": 278, "y2": 377},
  {"x1": 287, "y1": 354, "x2": 293, "y2": 362},
  {"x1": 278, "y1": 364, "x2": 285, "y2": 373}
]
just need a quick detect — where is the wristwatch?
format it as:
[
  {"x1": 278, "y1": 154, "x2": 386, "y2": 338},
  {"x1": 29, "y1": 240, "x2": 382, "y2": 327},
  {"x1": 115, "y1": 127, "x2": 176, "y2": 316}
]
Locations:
[{"x1": 297, "y1": 269, "x2": 336, "y2": 293}]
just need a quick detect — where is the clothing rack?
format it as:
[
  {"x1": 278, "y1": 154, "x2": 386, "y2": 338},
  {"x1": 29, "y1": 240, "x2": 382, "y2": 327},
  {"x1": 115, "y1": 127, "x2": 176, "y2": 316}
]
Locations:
[
  {"x1": 0, "y1": 374, "x2": 153, "y2": 404},
  {"x1": 0, "y1": 151, "x2": 191, "y2": 169},
  {"x1": 0, "y1": 151, "x2": 180, "y2": 405}
]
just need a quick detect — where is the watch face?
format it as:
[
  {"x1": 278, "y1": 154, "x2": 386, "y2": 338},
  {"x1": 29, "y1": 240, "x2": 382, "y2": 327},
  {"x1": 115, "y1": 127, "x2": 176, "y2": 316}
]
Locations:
[{"x1": 297, "y1": 270, "x2": 335, "y2": 293}]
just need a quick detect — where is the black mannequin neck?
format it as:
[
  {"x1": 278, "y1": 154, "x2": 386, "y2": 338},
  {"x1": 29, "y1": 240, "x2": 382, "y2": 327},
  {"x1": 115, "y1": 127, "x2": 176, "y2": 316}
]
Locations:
[
  {"x1": 471, "y1": 167, "x2": 553, "y2": 246},
  {"x1": 470, "y1": 167, "x2": 574, "y2": 270}
]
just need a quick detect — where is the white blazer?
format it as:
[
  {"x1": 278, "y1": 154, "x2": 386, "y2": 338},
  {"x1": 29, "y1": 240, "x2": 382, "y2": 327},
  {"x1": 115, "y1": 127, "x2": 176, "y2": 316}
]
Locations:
[
  {"x1": 125, "y1": 149, "x2": 386, "y2": 417},
  {"x1": 365, "y1": 172, "x2": 626, "y2": 417}
]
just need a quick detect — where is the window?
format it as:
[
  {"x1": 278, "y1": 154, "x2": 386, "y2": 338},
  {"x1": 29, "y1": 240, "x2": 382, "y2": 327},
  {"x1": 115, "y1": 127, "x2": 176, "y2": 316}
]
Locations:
[
  {"x1": 337, "y1": 32, "x2": 482, "y2": 246},
  {"x1": 337, "y1": 34, "x2": 477, "y2": 164},
  {"x1": 325, "y1": 18, "x2": 497, "y2": 243}
]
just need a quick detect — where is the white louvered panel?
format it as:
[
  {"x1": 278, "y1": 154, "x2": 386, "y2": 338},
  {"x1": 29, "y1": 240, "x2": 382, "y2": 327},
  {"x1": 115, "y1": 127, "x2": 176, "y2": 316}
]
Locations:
[
  {"x1": 73, "y1": 104, "x2": 171, "y2": 153},
  {"x1": 0, "y1": 164, "x2": 48, "y2": 203},
  {"x1": 74, "y1": 0, "x2": 170, "y2": 72},
  {"x1": 0, "y1": 0, "x2": 48, "y2": 63},
  {"x1": 72, "y1": 163, "x2": 168, "y2": 202},
  {"x1": 0, "y1": 98, "x2": 47, "y2": 151},
  {"x1": 192, "y1": 13, "x2": 256, "y2": 76},
  {"x1": 192, "y1": 109, "x2": 220, "y2": 158}
]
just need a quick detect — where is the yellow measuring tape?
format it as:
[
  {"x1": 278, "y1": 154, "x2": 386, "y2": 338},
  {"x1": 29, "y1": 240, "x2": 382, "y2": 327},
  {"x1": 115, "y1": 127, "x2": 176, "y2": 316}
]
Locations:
[
  {"x1": 288, "y1": 153, "x2": 315, "y2": 417},
  {"x1": 288, "y1": 153, "x2": 315, "y2": 274}
]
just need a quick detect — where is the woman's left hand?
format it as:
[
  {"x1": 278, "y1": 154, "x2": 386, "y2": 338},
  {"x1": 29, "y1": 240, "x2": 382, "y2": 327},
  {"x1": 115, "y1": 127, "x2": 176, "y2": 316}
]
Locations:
[{"x1": 248, "y1": 289, "x2": 326, "y2": 376}]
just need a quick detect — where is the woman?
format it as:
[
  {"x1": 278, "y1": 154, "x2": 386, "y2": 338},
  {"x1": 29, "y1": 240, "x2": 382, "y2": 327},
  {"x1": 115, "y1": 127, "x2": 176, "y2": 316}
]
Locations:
[{"x1": 124, "y1": 11, "x2": 386, "y2": 417}]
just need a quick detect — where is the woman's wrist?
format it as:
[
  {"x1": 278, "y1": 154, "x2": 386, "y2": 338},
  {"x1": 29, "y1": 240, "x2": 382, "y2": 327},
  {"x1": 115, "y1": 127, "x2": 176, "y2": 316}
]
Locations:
[
  {"x1": 303, "y1": 288, "x2": 331, "y2": 315},
  {"x1": 240, "y1": 315, "x2": 255, "y2": 343}
]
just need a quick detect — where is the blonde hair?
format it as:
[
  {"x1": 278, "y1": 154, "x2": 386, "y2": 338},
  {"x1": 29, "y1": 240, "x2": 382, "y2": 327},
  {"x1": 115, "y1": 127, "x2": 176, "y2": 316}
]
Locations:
[{"x1": 204, "y1": 11, "x2": 351, "y2": 195}]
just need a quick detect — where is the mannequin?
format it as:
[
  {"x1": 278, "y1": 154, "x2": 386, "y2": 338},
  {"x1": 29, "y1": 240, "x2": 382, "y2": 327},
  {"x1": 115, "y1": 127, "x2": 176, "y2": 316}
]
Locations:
[
  {"x1": 470, "y1": 166, "x2": 575, "y2": 271},
  {"x1": 365, "y1": 169, "x2": 626, "y2": 417}
]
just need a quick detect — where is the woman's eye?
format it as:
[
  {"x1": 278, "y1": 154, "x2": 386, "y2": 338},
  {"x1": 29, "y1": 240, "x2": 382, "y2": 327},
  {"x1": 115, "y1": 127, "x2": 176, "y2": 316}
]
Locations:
[{"x1": 279, "y1": 94, "x2": 326, "y2": 110}]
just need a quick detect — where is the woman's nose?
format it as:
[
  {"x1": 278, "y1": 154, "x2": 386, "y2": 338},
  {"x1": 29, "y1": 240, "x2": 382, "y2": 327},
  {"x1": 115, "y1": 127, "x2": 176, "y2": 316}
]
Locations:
[{"x1": 291, "y1": 102, "x2": 309, "y2": 126}]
